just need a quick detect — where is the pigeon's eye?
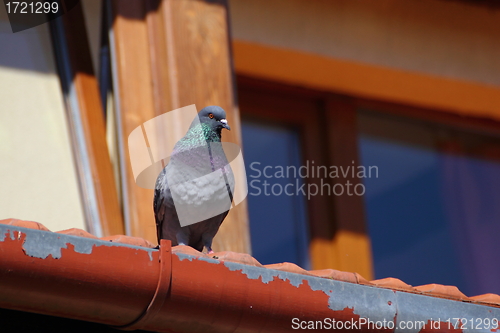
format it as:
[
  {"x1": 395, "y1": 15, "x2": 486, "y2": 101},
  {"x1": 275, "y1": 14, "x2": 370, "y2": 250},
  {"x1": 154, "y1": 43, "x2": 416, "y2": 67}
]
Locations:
[{"x1": 208, "y1": 113, "x2": 214, "y2": 119}]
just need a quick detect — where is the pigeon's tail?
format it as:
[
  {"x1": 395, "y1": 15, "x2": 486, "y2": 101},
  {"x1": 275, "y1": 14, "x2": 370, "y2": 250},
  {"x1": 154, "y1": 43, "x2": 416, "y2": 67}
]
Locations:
[
  {"x1": 153, "y1": 173, "x2": 168, "y2": 245},
  {"x1": 155, "y1": 218, "x2": 162, "y2": 245}
]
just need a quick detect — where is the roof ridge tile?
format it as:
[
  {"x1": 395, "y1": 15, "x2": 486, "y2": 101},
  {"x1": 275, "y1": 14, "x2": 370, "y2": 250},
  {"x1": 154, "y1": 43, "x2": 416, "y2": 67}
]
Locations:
[
  {"x1": 264, "y1": 262, "x2": 312, "y2": 276},
  {"x1": 414, "y1": 283, "x2": 469, "y2": 301},
  {"x1": 211, "y1": 251, "x2": 263, "y2": 267},
  {"x1": 370, "y1": 277, "x2": 415, "y2": 291},
  {"x1": 100, "y1": 235, "x2": 155, "y2": 248},
  {"x1": 308, "y1": 269, "x2": 358, "y2": 284},
  {"x1": 470, "y1": 293, "x2": 500, "y2": 306},
  {"x1": 57, "y1": 228, "x2": 98, "y2": 239},
  {"x1": 0, "y1": 218, "x2": 50, "y2": 231}
]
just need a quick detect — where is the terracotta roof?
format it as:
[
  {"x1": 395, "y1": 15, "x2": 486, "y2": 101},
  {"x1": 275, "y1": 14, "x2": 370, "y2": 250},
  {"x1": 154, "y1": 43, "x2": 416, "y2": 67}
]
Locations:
[{"x1": 1, "y1": 218, "x2": 500, "y2": 332}]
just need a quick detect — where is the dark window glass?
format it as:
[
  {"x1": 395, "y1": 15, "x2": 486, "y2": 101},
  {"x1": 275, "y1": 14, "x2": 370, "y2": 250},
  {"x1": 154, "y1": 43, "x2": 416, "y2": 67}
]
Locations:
[
  {"x1": 358, "y1": 109, "x2": 500, "y2": 296},
  {"x1": 242, "y1": 121, "x2": 310, "y2": 268}
]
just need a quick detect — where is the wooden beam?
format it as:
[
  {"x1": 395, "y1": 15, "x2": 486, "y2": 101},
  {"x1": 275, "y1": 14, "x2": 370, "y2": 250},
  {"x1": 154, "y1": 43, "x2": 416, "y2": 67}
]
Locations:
[
  {"x1": 111, "y1": 0, "x2": 250, "y2": 252},
  {"x1": 53, "y1": 1, "x2": 124, "y2": 236},
  {"x1": 322, "y1": 96, "x2": 373, "y2": 280},
  {"x1": 154, "y1": 0, "x2": 250, "y2": 253},
  {"x1": 110, "y1": 0, "x2": 157, "y2": 242}
]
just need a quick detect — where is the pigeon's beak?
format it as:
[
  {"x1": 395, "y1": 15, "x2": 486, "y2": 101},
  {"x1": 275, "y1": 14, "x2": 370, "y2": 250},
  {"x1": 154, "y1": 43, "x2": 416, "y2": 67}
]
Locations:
[{"x1": 220, "y1": 119, "x2": 230, "y2": 130}]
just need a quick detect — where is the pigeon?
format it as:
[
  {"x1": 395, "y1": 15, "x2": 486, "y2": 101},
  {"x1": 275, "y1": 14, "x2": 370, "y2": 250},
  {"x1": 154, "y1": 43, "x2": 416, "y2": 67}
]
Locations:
[{"x1": 154, "y1": 106, "x2": 234, "y2": 254}]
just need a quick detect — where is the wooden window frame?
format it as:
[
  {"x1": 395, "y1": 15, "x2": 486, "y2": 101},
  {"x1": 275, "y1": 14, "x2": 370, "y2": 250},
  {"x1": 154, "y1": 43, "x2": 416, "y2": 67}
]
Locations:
[
  {"x1": 237, "y1": 72, "x2": 500, "y2": 279},
  {"x1": 233, "y1": 40, "x2": 500, "y2": 122},
  {"x1": 237, "y1": 76, "x2": 372, "y2": 278},
  {"x1": 233, "y1": 39, "x2": 500, "y2": 277}
]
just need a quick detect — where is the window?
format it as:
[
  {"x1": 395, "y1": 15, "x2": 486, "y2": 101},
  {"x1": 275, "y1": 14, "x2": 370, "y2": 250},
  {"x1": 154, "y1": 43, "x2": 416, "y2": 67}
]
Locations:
[
  {"x1": 242, "y1": 121, "x2": 310, "y2": 268},
  {"x1": 358, "y1": 109, "x2": 500, "y2": 296},
  {"x1": 238, "y1": 75, "x2": 500, "y2": 292},
  {"x1": 237, "y1": 77, "x2": 371, "y2": 275}
]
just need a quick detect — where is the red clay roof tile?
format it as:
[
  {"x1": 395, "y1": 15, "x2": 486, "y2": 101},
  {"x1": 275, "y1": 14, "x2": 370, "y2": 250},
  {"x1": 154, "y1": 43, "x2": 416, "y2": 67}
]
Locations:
[
  {"x1": 100, "y1": 235, "x2": 155, "y2": 248},
  {"x1": 211, "y1": 251, "x2": 263, "y2": 267},
  {"x1": 309, "y1": 269, "x2": 358, "y2": 284},
  {"x1": 57, "y1": 228, "x2": 98, "y2": 239},
  {"x1": 355, "y1": 273, "x2": 372, "y2": 285},
  {"x1": 370, "y1": 277, "x2": 415, "y2": 291},
  {"x1": 0, "y1": 218, "x2": 50, "y2": 231},
  {"x1": 172, "y1": 244, "x2": 209, "y2": 257},
  {"x1": 414, "y1": 284, "x2": 469, "y2": 301},
  {"x1": 470, "y1": 293, "x2": 500, "y2": 305},
  {"x1": 264, "y1": 262, "x2": 313, "y2": 276}
]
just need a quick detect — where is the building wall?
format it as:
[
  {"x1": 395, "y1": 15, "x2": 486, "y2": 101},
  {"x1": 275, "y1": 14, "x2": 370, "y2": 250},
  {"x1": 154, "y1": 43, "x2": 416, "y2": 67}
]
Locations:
[
  {"x1": 0, "y1": 11, "x2": 86, "y2": 231},
  {"x1": 229, "y1": 0, "x2": 500, "y2": 87}
]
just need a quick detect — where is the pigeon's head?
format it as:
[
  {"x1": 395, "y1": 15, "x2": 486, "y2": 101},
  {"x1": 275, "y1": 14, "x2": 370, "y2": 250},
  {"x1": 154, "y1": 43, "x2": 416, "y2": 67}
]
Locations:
[{"x1": 198, "y1": 106, "x2": 231, "y2": 132}]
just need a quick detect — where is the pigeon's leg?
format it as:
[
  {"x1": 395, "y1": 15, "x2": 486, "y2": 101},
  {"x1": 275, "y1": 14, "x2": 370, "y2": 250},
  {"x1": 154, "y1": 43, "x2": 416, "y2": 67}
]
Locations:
[
  {"x1": 202, "y1": 234, "x2": 214, "y2": 254},
  {"x1": 176, "y1": 229, "x2": 190, "y2": 246}
]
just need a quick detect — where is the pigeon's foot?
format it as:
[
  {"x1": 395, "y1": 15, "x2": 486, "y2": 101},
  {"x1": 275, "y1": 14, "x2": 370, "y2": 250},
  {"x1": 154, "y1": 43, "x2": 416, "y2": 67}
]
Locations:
[{"x1": 207, "y1": 250, "x2": 214, "y2": 255}]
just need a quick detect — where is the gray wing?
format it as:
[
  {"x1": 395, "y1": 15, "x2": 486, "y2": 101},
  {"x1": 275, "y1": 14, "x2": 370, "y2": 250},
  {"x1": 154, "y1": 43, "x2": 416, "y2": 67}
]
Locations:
[
  {"x1": 186, "y1": 162, "x2": 234, "y2": 250},
  {"x1": 153, "y1": 167, "x2": 167, "y2": 244},
  {"x1": 154, "y1": 166, "x2": 182, "y2": 245}
]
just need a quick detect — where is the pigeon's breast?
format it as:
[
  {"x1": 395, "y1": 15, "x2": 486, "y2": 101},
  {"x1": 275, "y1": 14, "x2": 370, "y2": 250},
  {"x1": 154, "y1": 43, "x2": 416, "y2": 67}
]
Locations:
[{"x1": 165, "y1": 142, "x2": 234, "y2": 226}]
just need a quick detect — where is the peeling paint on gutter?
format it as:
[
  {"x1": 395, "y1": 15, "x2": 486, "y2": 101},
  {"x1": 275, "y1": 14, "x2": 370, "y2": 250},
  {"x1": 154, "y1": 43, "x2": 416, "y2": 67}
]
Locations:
[
  {"x1": 175, "y1": 252, "x2": 219, "y2": 264},
  {"x1": 0, "y1": 229, "x2": 16, "y2": 242},
  {"x1": 0, "y1": 224, "x2": 155, "y2": 261},
  {"x1": 172, "y1": 251, "x2": 500, "y2": 332},
  {"x1": 225, "y1": 261, "x2": 304, "y2": 286},
  {"x1": 223, "y1": 258, "x2": 397, "y2": 322}
]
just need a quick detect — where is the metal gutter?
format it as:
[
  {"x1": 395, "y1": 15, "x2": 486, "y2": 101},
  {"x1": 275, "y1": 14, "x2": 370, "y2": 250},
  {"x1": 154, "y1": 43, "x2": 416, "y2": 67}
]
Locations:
[
  {"x1": 0, "y1": 224, "x2": 159, "y2": 326},
  {"x1": 0, "y1": 223, "x2": 499, "y2": 333}
]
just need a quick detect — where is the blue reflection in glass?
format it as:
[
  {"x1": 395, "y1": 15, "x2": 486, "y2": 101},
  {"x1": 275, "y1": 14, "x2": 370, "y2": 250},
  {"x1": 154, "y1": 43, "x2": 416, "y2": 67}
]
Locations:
[{"x1": 241, "y1": 121, "x2": 310, "y2": 269}]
